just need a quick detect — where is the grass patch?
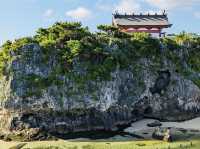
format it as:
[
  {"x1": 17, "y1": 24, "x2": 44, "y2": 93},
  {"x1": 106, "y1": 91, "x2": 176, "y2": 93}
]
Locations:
[
  {"x1": 8, "y1": 143, "x2": 27, "y2": 149},
  {"x1": 0, "y1": 139, "x2": 200, "y2": 149}
]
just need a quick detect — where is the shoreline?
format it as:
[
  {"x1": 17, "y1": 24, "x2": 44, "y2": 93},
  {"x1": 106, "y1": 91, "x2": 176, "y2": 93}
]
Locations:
[{"x1": 125, "y1": 117, "x2": 200, "y2": 133}]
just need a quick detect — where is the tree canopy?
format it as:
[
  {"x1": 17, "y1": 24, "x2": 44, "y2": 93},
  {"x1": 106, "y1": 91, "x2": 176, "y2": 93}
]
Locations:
[{"x1": 0, "y1": 21, "x2": 199, "y2": 86}]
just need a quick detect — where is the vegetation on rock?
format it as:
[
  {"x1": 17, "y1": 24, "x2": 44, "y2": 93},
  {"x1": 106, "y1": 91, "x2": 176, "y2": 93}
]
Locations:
[{"x1": 0, "y1": 22, "x2": 200, "y2": 99}]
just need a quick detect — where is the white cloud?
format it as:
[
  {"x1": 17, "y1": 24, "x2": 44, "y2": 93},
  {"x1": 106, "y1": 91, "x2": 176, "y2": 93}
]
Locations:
[
  {"x1": 145, "y1": 0, "x2": 200, "y2": 10},
  {"x1": 65, "y1": 7, "x2": 92, "y2": 20},
  {"x1": 96, "y1": 0, "x2": 112, "y2": 11},
  {"x1": 43, "y1": 9, "x2": 54, "y2": 18},
  {"x1": 194, "y1": 12, "x2": 200, "y2": 19},
  {"x1": 114, "y1": 0, "x2": 141, "y2": 14}
]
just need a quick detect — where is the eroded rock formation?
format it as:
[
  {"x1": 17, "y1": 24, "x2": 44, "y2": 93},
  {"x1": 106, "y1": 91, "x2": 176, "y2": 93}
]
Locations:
[{"x1": 0, "y1": 36, "x2": 199, "y2": 141}]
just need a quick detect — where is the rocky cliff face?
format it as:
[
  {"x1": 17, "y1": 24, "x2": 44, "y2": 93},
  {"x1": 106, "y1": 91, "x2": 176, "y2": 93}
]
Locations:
[
  {"x1": 0, "y1": 43, "x2": 199, "y2": 140},
  {"x1": 0, "y1": 24, "x2": 200, "y2": 140}
]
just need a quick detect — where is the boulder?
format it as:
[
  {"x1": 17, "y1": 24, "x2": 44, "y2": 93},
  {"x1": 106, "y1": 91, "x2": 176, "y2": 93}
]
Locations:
[
  {"x1": 147, "y1": 120, "x2": 162, "y2": 127},
  {"x1": 152, "y1": 128, "x2": 172, "y2": 142}
]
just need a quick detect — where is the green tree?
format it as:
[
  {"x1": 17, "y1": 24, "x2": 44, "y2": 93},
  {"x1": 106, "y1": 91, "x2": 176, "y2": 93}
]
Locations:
[{"x1": 97, "y1": 25, "x2": 118, "y2": 35}]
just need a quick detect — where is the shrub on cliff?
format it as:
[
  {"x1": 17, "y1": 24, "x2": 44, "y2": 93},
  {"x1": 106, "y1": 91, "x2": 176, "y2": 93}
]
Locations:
[
  {"x1": 0, "y1": 21, "x2": 199, "y2": 90},
  {"x1": 0, "y1": 37, "x2": 35, "y2": 76}
]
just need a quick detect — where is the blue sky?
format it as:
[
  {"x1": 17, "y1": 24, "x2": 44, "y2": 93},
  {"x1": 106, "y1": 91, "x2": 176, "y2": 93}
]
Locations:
[{"x1": 0, "y1": 0, "x2": 200, "y2": 45}]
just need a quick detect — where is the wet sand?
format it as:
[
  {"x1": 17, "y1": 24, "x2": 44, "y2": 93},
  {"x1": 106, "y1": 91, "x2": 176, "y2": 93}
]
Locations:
[{"x1": 124, "y1": 117, "x2": 200, "y2": 133}]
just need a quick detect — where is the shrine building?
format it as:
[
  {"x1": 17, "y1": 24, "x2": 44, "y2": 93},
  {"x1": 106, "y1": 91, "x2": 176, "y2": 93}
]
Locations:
[{"x1": 112, "y1": 12, "x2": 172, "y2": 37}]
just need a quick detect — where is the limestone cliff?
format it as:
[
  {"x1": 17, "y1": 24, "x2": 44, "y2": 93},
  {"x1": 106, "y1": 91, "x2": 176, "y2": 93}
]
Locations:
[{"x1": 0, "y1": 22, "x2": 199, "y2": 140}]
